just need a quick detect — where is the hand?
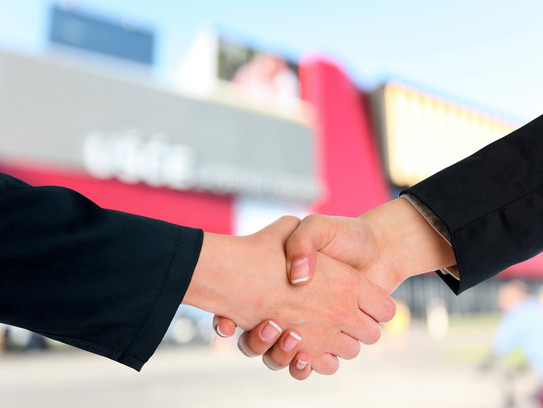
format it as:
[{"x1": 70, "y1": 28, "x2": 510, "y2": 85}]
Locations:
[
  {"x1": 214, "y1": 198, "x2": 456, "y2": 378},
  {"x1": 183, "y1": 216, "x2": 396, "y2": 376},
  {"x1": 284, "y1": 198, "x2": 457, "y2": 293}
]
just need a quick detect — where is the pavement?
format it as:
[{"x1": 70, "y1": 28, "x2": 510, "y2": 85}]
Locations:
[{"x1": 0, "y1": 319, "x2": 541, "y2": 408}]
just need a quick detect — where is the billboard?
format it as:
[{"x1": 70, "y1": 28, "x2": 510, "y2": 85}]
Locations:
[
  {"x1": 217, "y1": 37, "x2": 300, "y2": 106},
  {"x1": 175, "y1": 28, "x2": 307, "y2": 119},
  {"x1": 372, "y1": 81, "x2": 518, "y2": 187}
]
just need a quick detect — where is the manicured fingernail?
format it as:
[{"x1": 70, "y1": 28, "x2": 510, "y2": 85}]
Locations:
[
  {"x1": 290, "y1": 258, "x2": 309, "y2": 284},
  {"x1": 283, "y1": 331, "x2": 302, "y2": 351},
  {"x1": 216, "y1": 325, "x2": 228, "y2": 338},
  {"x1": 260, "y1": 321, "x2": 282, "y2": 342},
  {"x1": 296, "y1": 358, "x2": 308, "y2": 370}
]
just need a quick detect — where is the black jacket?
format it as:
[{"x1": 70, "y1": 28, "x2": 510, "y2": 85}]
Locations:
[
  {"x1": 403, "y1": 114, "x2": 543, "y2": 294},
  {"x1": 0, "y1": 173, "x2": 203, "y2": 370}
]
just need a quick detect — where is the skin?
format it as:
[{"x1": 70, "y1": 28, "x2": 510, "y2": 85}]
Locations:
[
  {"x1": 182, "y1": 216, "x2": 396, "y2": 374},
  {"x1": 214, "y1": 198, "x2": 457, "y2": 380}
]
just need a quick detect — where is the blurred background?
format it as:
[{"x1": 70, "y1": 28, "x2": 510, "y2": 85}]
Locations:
[{"x1": 1, "y1": 1, "x2": 543, "y2": 407}]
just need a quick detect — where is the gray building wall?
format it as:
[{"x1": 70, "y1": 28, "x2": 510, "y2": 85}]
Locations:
[{"x1": 0, "y1": 49, "x2": 319, "y2": 202}]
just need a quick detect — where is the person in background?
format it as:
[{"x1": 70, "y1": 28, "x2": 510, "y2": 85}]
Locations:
[{"x1": 493, "y1": 280, "x2": 543, "y2": 406}]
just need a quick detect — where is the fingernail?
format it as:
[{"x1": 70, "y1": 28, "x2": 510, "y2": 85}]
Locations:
[
  {"x1": 290, "y1": 258, "x2": 309, "y2": 284},
  {"x1": 296, "y1": 358, "x2": 308, "y2": 370},
  {"x1": 260, "y1": 321, "x2": 282, "y2": 342},
  {"x1": 216, "y1": 325, "x2": 228, "y2": 338},
  {"x1": 283, "y1": 331, "x2": 302, "y2": 351}
]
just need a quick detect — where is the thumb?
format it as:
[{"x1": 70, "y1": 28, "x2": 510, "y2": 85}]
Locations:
[{"x1": 285, "y1": 214, "x2": 338, "y2": 286}]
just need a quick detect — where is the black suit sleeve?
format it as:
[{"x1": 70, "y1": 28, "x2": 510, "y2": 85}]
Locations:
[
  {"x1": 0, "y1": 172, "x2": 203, "y2": 370},
  {"x1": 402, "y1": 114, "x2": 543, "y2": 294}
]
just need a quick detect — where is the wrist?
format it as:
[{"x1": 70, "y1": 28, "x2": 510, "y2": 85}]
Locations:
[
  {"x1": 182, "y1": 232, "x2": 242, "y2": 320},
  {"x1": 363, "y1": 198, "x2": 456, "y2": 290},
  {"x1": 182, "y1": 228, "x2": 296, "y2": 330}
]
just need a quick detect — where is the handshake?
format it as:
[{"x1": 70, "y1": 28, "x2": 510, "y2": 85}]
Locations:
[{"x1": 182, "y1": 198, "x2": 457, "y2": 380}]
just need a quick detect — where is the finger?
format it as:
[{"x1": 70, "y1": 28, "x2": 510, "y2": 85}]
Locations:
[
  {"x1": 333, "y1": 333, "x2": 361, "y2": 360},
  {"x1": 315, "y1": 331, "x2": 361, "y2": 360},
  {"x1": 357, "y1": 277, "x2": 397, "y2": 324},
  {"x1": 311, "y1": 353, "x2": 340, "y2": 375},
  {"x1": 261, "y1": 330, "x2": 303, "y2": 370},
  {"x1": 289, "y1": 352, "x2": 312, "y2": 380},
  {"x1": 314, "y1": 254, "x2": 388, "y2": 344},
  {"x1": 237, "y1": 320, "x2": 282, "y2": 358},
  {"x1": 285, "y1": 214, "x2": 337, "y2": 285},
  {"x1": 213, "y1": 315, "x2": 237, "y2": 338},
  {"x1": 341, "y1": 309, "x2": 383, "y2": 346}
]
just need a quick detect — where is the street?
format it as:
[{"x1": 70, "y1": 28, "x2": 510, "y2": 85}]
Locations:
[{"x1": 0, "y1": 320, "x2": 540, "y2": 408}]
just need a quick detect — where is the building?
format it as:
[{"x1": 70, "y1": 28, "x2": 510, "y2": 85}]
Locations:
[{"x1": 1, "y1": 18, "x2": 542, "y2": 319}]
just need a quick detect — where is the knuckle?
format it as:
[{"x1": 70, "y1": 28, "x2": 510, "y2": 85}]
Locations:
[
  {"x1": 303, "y1": 213, "x2": 324, "y2": 225},
  {"x1": 285, "y1": 232, "x2": 305, "y2": 250},
  {"x1": 278, "y1": 215, "x2": 301, "y2": 227},
  {"x1": 285, "y1": 235, "x2": 313, "y2": 260}
]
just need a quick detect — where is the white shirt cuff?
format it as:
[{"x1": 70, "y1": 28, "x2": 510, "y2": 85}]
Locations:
[{"x1": 400, "y1": 194, "x2": 460, "y2": 281}]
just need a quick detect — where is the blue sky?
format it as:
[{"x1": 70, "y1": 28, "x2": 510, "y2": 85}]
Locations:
[{"x1": 2, "y1": 0, "x2": 543, "y2": 122}]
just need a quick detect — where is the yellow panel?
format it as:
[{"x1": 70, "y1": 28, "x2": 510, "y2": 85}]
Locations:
[{"x1": 380, "y1": 82, "x2": 517, "y2": 187}]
